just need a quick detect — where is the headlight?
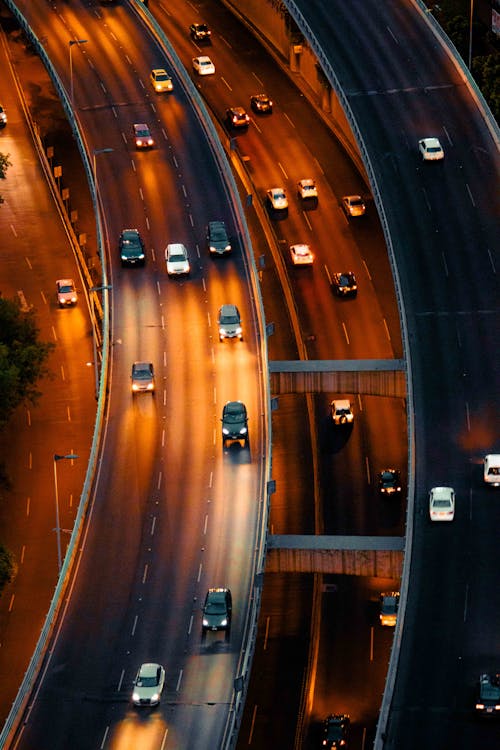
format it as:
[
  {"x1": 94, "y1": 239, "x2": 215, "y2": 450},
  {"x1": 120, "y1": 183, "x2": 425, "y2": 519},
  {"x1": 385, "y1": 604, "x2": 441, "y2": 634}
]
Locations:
[
  {"x1": 220, "y1": 328, "x2": 227, "y2": 335},
  {"x1": 133, "y1": 691, "x2": 140, "y2": 701},
  {"x1": 222, "y1": 428, "x2": 229, "y2": 435},
  {"x1": 203, "y1": 618, "x2": 209, "y2": 626},
  {"x1": 225, "y1": 245, "x2": 231, "y2": 252},
  {"x1": 476, "y1": 703, "x2": 484, "y2": 709},
  {"x1": 220, "y1": 618, "x2": 227, "y2": 626},
  {"x1": 132, "y1": 384, "x2": 139, "y2": 391},
  {"x1": 71, "y1": 296, "x2": 77, "y2": 303},
  {"x1": 239, "y1": 427, "x2": 247, "y2": 435},
  {"x1": 236, "y1": 327, "x2": 242, "y2": 334},
  {"x1": 151, "y1": 693, "x2": 159, "y2": 702},
  {"x1": 147, "y1": 383, "x2": 154, "y2": 390}
]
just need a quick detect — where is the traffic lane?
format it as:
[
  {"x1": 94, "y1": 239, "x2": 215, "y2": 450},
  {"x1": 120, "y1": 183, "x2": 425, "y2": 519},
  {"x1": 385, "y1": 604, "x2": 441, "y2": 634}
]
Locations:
[
  {"x1": 305, "y1": 574, "x2": 399, "y2": 749},
  {"x1": 319, "y1": 395, "x2": 406, "y2": 536},
  {"x1": 235, "y1": 573, "x2": 314, "y2": 750}
]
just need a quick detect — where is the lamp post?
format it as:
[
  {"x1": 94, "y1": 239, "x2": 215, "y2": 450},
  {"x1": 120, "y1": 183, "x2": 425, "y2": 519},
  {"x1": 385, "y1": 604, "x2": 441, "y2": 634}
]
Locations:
[
  {"x1": 53, "y1": 453, "x2": 79, "y2": 573},
  {"x1": 468, "y1": 0, "x2": 474, "y2": 71},
  {"x1": 69, "y1": 39, "x2": 87, "y2": 108},
  {"x1": 90, "y1": 285, "x2": 112, "y2": 399}
]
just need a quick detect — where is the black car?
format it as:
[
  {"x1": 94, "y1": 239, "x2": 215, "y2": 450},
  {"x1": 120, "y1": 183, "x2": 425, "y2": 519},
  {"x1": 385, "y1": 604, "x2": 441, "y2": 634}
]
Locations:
[
  {"x1": 378, "y1": 468, "x2": 402, "y2": 497},
  {"x1": 226, "y1": 107, "x2": 250, "y2": 129},
  {"x1": 321, "y1": 714, "x2": 350, "y2": 748},
  {"x1": 189, "y1": 23, "x2": 211, "y2": 43},
  {"x1": 119, "y1": 228, "x2": 145, "y2": 267},
  {"x1": 207, "y1": 220, "x2": 232, "y2": 256},
  {"x1": 250, "y1": 93, "x2": 273, "y2": 114},
  {"x1": 331, "y1": 272, "x2": 357, "y2": 297},
  {"x1": 221, "y1": 401, "x2": 248, "y2": 447},
  {"x1": 202, "y1": 588, "x2": 232, "y2": 634},
  {"x1": 475, "y1": 673, "x2": 500, "y2": 715}
]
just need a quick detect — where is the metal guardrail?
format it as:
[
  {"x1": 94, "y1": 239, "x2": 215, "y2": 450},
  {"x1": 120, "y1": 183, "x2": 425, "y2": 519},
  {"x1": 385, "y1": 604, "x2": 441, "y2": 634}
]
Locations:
[{"x1": 0, "y1": 3, "x2": 110, "y2": 747}]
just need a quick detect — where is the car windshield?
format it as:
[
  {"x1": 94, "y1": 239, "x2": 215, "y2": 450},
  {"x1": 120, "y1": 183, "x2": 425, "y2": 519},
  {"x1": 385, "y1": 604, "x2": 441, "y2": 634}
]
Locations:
[
  {"x1": 169, "y1": 254, "x2": 186, "y2": 262},
  {"x1": 136, "y1": 128, "x2": 149, "y2": 136},
  {"x1": 350, "y1": 198, "x2": 363, "y2": 206},
  {"x1": 134, "y1": 367, "x2": 151, "y2": 379},
  {"x1": 155, "y1": 73, "x2": 169, "y2": 81},
  {"x1": 382, "y1": 597, "x2": 398, "y2": 611},
  {"x1": 211, "y1": 228, "x2": 226, "y2": 240},
  {"x1": 225, "y1": 407, "x2": 245, "y2": 422},
  {"x1": 206, "y1": 601, "x2": 226, "y2": 614},
  {"x1": 433, "y1": 499, "x2": 451, "y2": 508},
  {"x1": 221, "y1": 314, "x2": 239, "y2": 325},
  {"x1": 326, "y1": 722, "x2": 343, "y2": 739},
  {"x1": 197, "y1": 24, "x2": 209, "y2": 32},
  {"x1": 137, "y1": 675, "x2": 158, "y2": 687},
  {"x1": 482, "y1": 679, "x2": 500, "y2": 700},
  {"x1": 59, "y1": 284, "x2": 74, "y2": 293}
]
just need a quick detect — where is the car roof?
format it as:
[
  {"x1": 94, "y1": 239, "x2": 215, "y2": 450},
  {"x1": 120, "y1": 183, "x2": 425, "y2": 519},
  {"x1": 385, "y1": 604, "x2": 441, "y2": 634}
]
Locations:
[
  {"x1": 133, "y1": 361, "x2": 153, "y2": 370},
  {"x1": 139, "y1": 663, "x2": 160, "y2": 677},
  {"x1": 134, "y1": 123, "x2": 149, "y2": 130},
  {"x1": 430, "y1": 486, "x2": 454, "y2": 498},
  {"x1": 57, "y1": 278, "x2": 74, "y2": 286},
  {"x1": 332, "y1": 399, "x2": 351, "y2": 408},
  {"x1": 220, "y1": 303, "x2": 239, "y2": 315}
]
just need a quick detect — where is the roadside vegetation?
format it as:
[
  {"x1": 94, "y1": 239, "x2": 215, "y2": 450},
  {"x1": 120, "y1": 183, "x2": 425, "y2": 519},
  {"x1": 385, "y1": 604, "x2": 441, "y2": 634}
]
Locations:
[
  {"x1": 435, "y1": 0, "x2": 500, "y2": 122},
  {"x1": 0, "y1": 151, "x2": 12, "y2": 204}
]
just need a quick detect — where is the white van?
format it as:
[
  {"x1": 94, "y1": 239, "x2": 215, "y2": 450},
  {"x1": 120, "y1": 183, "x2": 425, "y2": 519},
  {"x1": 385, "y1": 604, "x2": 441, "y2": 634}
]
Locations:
[{"x1": 484, "y1": 454, "x2": 500, "y2": 487}]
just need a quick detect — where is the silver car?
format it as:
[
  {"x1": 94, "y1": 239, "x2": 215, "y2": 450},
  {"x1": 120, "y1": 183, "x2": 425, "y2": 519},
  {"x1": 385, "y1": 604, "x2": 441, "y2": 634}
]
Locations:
[{"x1": 218, "y1": 304, "x2": 243, "y2": 341}]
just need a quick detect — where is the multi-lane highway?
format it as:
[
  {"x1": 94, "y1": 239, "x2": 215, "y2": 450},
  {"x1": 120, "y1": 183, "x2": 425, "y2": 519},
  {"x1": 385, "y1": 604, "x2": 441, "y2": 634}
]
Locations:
[{"x1": 285, "y1": 1, "x2": 500, "y2": 748}]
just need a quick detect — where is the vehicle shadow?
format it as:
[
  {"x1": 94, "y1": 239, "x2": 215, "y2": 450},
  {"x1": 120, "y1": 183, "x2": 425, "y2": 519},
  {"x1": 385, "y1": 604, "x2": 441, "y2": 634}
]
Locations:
[{"x1": 318, "y1": 416, "x2": 353, "y2": 454}]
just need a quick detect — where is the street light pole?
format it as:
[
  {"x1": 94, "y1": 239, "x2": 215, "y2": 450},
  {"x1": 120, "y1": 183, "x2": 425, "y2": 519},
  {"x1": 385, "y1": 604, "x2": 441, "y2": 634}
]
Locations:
[
  {"x1": 468, "y1": 0, "x2": 474, "y2": 71},
  {"x1": 53, "y1": 453, "x2": 79, "y2": 573},
  {"x1": 89, "y1": 285, "x2": 112, "y2": 399},
  {"x1": 69, "y1": 39, "x2": 87, "y2": 108}
]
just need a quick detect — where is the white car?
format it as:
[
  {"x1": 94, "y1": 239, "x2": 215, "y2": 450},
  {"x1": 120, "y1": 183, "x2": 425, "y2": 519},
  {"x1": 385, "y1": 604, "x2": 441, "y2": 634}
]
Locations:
[
  {"x1": 266, "y1": 187, "x2": 288, "y2": 210},
  {"x1": 429, "y1": 486, "x2": 455, "y2": 521},
  {"x1": 330, "y1": 399, "x2": 354, "y2": 425},
  {"x1": 165, "y1": 243, "x2": 190, "y2": 276},
  {"x1": 418, "y1": 137, "x2": 444, "y2": 161},
  {"x1": 150, "y1": 68, "x2": 173, "y2": 93},
  {"x1": 290, "y1": 243, "x2": 314, "y2": 266},
  {"x1": 132, "y1": 663, "x2": 165, "y2": 706},
  {"x1": 192, "y1": 56, "x2": 215, "y2": 75},
  {"x1": 342, "y1": 194, "x2": 366, "y2": 217},
  {"x1": 133, "y1": 123, "x2": 154, "y2": 149},
  {"x1": 56, "y1": 278, "x2": 77, "y2": 307},
  {"x1": 484, "y1": 454, "x2": 500, "y2": 486},
  {"x1": 297, "y1": 178, "x2": 318, "y2": 200}
]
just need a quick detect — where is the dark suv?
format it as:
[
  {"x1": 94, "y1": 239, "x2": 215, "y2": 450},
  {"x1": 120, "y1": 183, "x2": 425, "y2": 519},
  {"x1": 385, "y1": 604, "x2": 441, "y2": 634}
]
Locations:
[
  {"x1": 321, "y1": 714, "x2": 350, "y2": 748},
  {"x1": 207, "y1": 221, "x2": 232, "y2": 256},
  {"x1": 189, "y1": 23, "x2": 211, "y2": 43},
  {"x1": 119, "y1": 228, "x2": 145, "y2": 267},
  {"x1": 475, "y1": 673, "x2": 500, "y2": 715},
  {"x1": 202, "y1": 588, "x2": 232, "y2": 635},
  {"x1": 221, "y1": 401, "x2": 248, "y2": 447}
]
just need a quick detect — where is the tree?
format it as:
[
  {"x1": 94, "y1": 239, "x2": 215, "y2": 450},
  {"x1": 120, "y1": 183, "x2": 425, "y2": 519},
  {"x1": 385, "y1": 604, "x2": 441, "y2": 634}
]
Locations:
[
  {"x1": 0, "y1": 151, "x2": 12, "y2": 205},
  {"x1": 0, "y1": 297, "x2": 54, "y2": 427},
  {"x1": 0, "y1": 544, "x2": 15, "y2": 593}
]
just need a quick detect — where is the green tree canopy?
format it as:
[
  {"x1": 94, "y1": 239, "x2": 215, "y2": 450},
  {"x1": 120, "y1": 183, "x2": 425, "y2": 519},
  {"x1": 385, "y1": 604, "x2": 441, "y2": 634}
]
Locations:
[
  {"x1": 0, "y1": 151, "x2": 12, "y2": 205},
  {"x1": 0, "y1": 297, "x2": 54, "y2": 426}
]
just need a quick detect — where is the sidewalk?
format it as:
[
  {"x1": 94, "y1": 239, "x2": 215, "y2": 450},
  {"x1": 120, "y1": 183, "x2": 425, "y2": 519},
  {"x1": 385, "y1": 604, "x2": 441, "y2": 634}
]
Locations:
[{"x1": 0, "y1": 9, "x2": 98, "y2": 725}]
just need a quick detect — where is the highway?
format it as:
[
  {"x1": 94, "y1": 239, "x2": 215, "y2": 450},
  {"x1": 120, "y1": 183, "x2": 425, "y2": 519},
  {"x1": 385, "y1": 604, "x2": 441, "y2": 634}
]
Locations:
[
  {"x1": 9, "y1": 2, "x2": 266, "y2": 748},
  {"x1": 285, "y1": 1, "x2": 500, "y2": 749},
  {"x1": 3, "y1": 0, "x2": 407, "y2": 748}
]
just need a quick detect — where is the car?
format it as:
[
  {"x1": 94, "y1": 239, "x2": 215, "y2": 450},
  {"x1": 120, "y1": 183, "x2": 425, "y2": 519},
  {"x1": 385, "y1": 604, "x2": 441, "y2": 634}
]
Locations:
[
  {"x1": 202, "y1": 588, "x2": 232, "y2": 634},
  {"x1": 331, "y1": 272, "x2": 357, "y2": 297},
  {"x1": 192, "y1": 56, "x2": 215, "y2": 75},
  {"x1": 131, "y1": 362, "x2": 155, "y2": 393},
  {"x1": 484, "y1": 454, "x2": 500, "y2": 487},
  {"x1": 321, "y1": 713, "x2": 350, "y2": 749},
  {"x1": 189, "y1": 23, "x2": 211, "y2": 43},
  {"x1": 297, "y1": 178, "x2": 318, "y2": 200},
  {"x1": 119, "y1": 228, "x2": 145, "y2": 267},
  {"x1": 226, "y1": 106, "x2": 250, "y2": 129},
  {"x1": 207, "y1": 220, "x2": 231, "y2": 256},
  {"x1": 132, "y1": 663, "x2": 165, "y2": 706},
  {"x1": 342, "y1": 194, "x2": 366, "y2": 217},
  {"x1": 165, "y1": 243, "x2": 190, "y2": 276},
  {"x1": 133, "y1": 123, "x2": 154, "y2": 149},
  {"x1": 0, "y1": 104, "x2": 7, "y2": 126},
  {"x1": 266, "y1": 187, "x2": 288, "y2": 210},
  {"x1": 378, "y1": 468, "x2": 402, "y2": 497},
  {"x1": 379, "y1": 591, "x2": 400, "y2": 627},
  {"x1": 150, "y1": 68, "x2": 173, "y2": 93},
  {"x1": 250, "y1": 93, "x2": 273, "y2": 114},
  {"x1": 218, "y1": 304, "x2": 243, "y2": 341},
  {"x1": 429, "y1": 486, "x2": 455, "y2": 521},
  {"x1": 290, "y1": 243, "x2": 314, "y2": 266},
  {"x1": 330, "y1": 399, "x2": 354, "y2": 426},
  {"x1": 56, "y1": 279, "x2": 77, "y2": 307},
  {"x1": 418, "y1": 137, "x2": 444, "y2": 161},
  {"x1": 475, "y1": 673, "x2": 500, "y2": 715},
  {"x1": 221, "y1": 400, "x2": 248, "y2": 447}
]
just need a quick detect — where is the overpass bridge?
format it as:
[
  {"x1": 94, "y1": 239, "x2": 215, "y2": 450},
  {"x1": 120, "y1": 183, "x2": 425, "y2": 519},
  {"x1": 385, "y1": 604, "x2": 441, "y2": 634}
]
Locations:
[{"x1": 265, "y1": 535, "x2": 404, "y2": 578}]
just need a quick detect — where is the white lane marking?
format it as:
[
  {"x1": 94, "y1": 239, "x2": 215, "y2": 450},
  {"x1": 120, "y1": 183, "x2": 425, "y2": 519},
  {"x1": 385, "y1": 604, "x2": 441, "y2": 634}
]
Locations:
[
  {"x1": 100, "y1": 726, "x2": 109, "y2": 749},
  {"x1": 151, "y1": 516, "x2": 157, "y2": 536},
  {"x1": 342, "y1": 321, "x2": 350, "y2": 344},
  {"x1": 383, "y1": 319, "x2": 391, "y2": 341},
  {"x1": 117, "y1": 669, "x2": 125, "y2": 691},
  {"x1": 278, "y1": 161, "x2": 288, "y2": 178},
  {"x1": 176, "y1": 669, "x2": 183, "y2": 692},
  {"x1": 197, "y1": 563, "x2": 202, "y2": 582},
  {"x1": 131, "y1": 615, "x2": 138, "y2": 636},
  {"x1": 142, "y1": 564, "x2": 148, "y2": 584},
  {"x1": 369, "y1": 625, "x2": 374, "y2": 661}
]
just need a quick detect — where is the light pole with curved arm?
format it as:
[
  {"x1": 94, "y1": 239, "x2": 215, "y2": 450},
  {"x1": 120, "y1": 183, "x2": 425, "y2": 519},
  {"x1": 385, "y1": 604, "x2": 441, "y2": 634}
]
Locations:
[{"x1": 53, "y1": 453, "x2": 79, "y2": 573}]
